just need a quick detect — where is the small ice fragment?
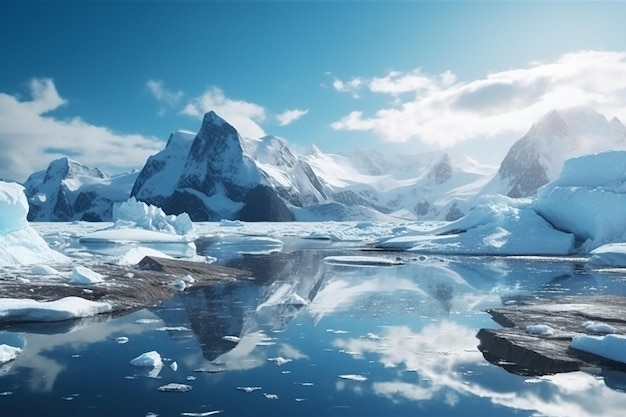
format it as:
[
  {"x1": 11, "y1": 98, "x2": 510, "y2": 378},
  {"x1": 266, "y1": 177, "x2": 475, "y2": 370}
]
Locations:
[
  {"x1": 584, "y1": 321, "x2": 616, "y2": 334},
  {"x1": 180, "y1": 412, "x2": 223, "y2": 417},
  {"x1": 71, "y1": 265, "x2": 105, "y2": 285},
  {"x1": 125, "y1": 272, "x2": 135, "y2": 278},
  {"x1": 186, "y1": 376, "x2": 196, "y2": 381},
  {"x1": 338, "y1": 374, "x2": 367, "y2": 382},
  {"x1": 145, "y1": 413, "x2": 159, "y2": 417},
  {"x1": 365, "y1": 333, "x2": 381, "y2": 340},
  {"x1": 223, "y1": 335, "x2": 240, "y2": 343},
  {"x1": 157, "y1": 383, "x2": 192, "y2": 393},
  {"x1": 170, "y1": 361, "x2": 178, "y2": 371},
  {"x1": 294, "y1": 382, "x2": 313, "y2": 386},
  {"x1": 16, "y1": 277, "x2": 30, "y2": 284},
  {"x1": 525, "y1": 325, "x2": 555, "y2": 336},
  {"x1": 130, "y1": 351, "x2": 163, "y2": 368},
  {"x1": 156, "y1": 326, "x2": 190, "y2": 332},
  {"x1": 82, "y1": 289, "x2": 93, "y2": 294},
  {"x1": 0, "y1": 392, "x2": 13, "y2": 396},
  {"x1": 263, "y1": 393, "x2": 279, "y2": 400},
  {"x1": 237, "y1": 386, "x2": 262, "y2": 393},
  {"x1": 295, "y1": 398, "x2": 306, "y2": 402},
  {"x1": 170, "y1": 279, "x2": 187, "y2": 290},
  {"x1": 193, "y1": 367, "x2": 225, "y2": 374},
  {"x1": 326, "y1": 329, "x2": 348, "y2": 334},
  {"x1": 268, "y1": 357, "x2": 292, "y2": 366},
  {"x1": 116, "y1": 337, "x2": 129, "y2": 344},
  {"x1": 181, "y1": 274, "x2": 195, "y2": 283}
]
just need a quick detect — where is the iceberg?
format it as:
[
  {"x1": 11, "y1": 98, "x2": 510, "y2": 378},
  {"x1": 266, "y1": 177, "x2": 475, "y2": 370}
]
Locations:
[
  {"x1": 130, "y1": 351, "x2": 163, "y2": 368},
  {"x1": 0, "y1": 344, "x2": 22, "y2": 364},
  {"x1": 534, "y1": 151, "x2": 626, "y2": 251},
  {"x1": 112, "y1": 197, "x2": 193, "y2": 235},
  {"x1": 0, "y1": 181, "x2": 67, "y2": 266}
]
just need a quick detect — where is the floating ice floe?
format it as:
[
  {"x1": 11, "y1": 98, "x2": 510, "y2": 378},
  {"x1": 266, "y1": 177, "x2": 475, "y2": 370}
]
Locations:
[
  {"x1": 0, "y1": 344, "x2": 22, "y2": 364},
  {"x1": 263, "y1": 393, "x2": 279, "y2": 400},
  {"x1": 180, "y1": 411, "x2": 223, "y2": 417},
  {"x1": 223, "y1": 335, "x2": 241, "y2": 343},
  {"x1": 237, "y1": 386, "x2": 262, "y2": 393},
  {"x1": 70, "y1": 265, "x2": 105, "y2": 285},
  {"x1": 170, "y1": 361, "x2": 178, "y2": 371},
  {"x1": 115, "y1": 336, "x2": 129, "y2": 344},
  {"x1": 338, "y1": 374, "x2": 367, "y2": 382},
  {"x1": 322, "y1": 256, "x2": 404, "y2": 267},
  {"x1": 156, "y1": 383, "x2": 192, "y2": 393},
  {"x1": 0, "y1": 296, "x2": 112, "y2": 322},
  {"x1": 587, "y1": 243, "x2": 626, "y2": 268},
  {"x1": 267, "y1": 356, "x2": 292, "y2": 366},
  {"x1": 570, "y1": 333, "x2": 626, "y2": 364},
  {"x1": 130, "y1": 351, "x2": 163, "y2": 368}
]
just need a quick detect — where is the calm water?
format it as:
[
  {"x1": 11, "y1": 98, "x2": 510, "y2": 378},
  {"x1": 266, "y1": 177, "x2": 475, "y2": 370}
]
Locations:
[{"x1": 2, "y1": 240, "x2": 626, "y2": 417}]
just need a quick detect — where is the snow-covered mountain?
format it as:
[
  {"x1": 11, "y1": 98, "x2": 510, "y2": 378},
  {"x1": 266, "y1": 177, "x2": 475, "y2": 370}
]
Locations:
[
  {"x1": 487, "y1": 107, "x2": 626, "y2": 198},
  {"x1": 22, "y1": 107, "x2": 626, "y2": 223},
  {"x1": 24, "y1": 157, "x2": 137, "y2": 221},
  {"x1": 303, "y1": 148, "x2": 496, "y2": 221},
  {"x1": 131, "y1": 111, "x2": 329, "y2": 221}
]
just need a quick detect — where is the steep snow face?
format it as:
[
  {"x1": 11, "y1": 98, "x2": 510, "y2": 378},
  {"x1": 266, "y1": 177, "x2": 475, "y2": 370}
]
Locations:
[
  {"x1": 24, "y1": 157, "x2": 135, "y2": 221},
  {"x1": 533, "y1": 150, "x2": 626, "y2": 251},
  {"x1": 131, "y1": 130, "x2": 195, "y2": 201},
  {"x1": 178, "y1": 111, "x2": 260, "y2": 198},
  {"x1": 493, "y1": 107, "x2": 626, "y2": 198}
]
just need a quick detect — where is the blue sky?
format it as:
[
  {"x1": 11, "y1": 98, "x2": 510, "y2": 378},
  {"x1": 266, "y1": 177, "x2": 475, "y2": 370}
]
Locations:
[{"x1": 2, "y1": 1, "x2": 626, "y2": 181}]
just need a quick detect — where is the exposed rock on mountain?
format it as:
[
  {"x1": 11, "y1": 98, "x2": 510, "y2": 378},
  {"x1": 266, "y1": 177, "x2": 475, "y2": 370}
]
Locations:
[
  {"x1": 24, "y1": 157, "x2": 135, "y2": 221},
  {"x1": 493, "y1": 108, "x2": 626, "y2": 198},
  {"x1": 131, "y1": 111, "x2": 328, "y2": 221}
]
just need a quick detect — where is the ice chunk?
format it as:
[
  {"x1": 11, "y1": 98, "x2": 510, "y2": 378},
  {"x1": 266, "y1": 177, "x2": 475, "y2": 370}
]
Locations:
[
  {"x1": 0, "y1": 344, "x2": 22, "y2": 364},
  {"x1": 587, "y1": 243, "x2": 626, "y2": 268},
  {"x1": 130, "y1": 351, "x2": 163, "y2": 368},
  {"x1": 170, "y1": 361, "x2": 178, "y2": 371},
  {"x1": 113, "y1": 197, "x2": 193, "y2": 235},
  {"x1": 571, "y1": 333, "x2": 626, "y2": 364},
  {"x1": 180, "y1": 411, "x2": 223, "y2": 416},
  {"x1": 70, "y1": 265, "x2": 105, "y2": 285},
  {"x1": 115, "y1": 336, "x2": 129, "y2": 344},
  {"x1": 584, "y1": 321, "x2": 616, "y2": 334},
  {"x1": 263, "y1": 393, "x2": 279, "y2": 400},
  {"x1": 116, "y1": 247, "x2": 173, "y2": 266},
  {"x1": 157, "y1": 383, "x2": 192, "y2": 393},
  {"x1": 0, "y1": 296, "x2": 112, "y2": 322},
  {"x1": 268, "y1": 356, "x2": 292, "y2": 366},
  {"x1": 237, "y1": 386, "x2": 262, "y2": 393},
  {"x1": 525, "y1": 325, "x2": 556, "y2": 336},
  {"x1": 223, "y1": 335, "x2": 240, "y2": 343}
]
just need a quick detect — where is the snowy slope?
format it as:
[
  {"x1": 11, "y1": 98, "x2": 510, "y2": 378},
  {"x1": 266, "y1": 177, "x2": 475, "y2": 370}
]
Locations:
[{"x1": 303, "y1": 149, "x2": 496, "y2": 221}]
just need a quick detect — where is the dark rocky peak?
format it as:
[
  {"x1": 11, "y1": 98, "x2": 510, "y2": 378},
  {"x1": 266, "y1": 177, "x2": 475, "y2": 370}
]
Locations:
[
  {"x1": 43, "y1": 157, "x2": 106, "y2": 184},
  {"x1": 428, "y1": 153, "x2": 453, "y2": 184}
]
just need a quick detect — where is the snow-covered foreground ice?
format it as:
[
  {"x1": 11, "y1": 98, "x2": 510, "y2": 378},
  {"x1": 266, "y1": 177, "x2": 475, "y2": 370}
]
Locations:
[{"x1": 0, "y1": 297, "x2": 112, "y2": 322}]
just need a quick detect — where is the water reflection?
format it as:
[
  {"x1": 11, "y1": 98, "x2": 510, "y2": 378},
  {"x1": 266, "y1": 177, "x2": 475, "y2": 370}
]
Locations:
[{"x1": 2, "y1": 243, "x2": 626, "y2": 416}]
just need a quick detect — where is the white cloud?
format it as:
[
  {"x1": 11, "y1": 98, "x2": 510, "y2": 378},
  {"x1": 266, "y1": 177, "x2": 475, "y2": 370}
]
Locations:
[
  {"x1": 181, "y1": 86, "x2": 266, "y2": 139},
  {"x1": 331, "y1": 50, "x2": 626, "y2": 147},
  {"x1": 0, "y1": 78, "x2": 163, "y2": 182},
  {"x1": 276, "y1": 108, "x2": 309, "y2": 126},
  {"x1": 146, "y1": 79, "x2": 183, "y2": 106}
]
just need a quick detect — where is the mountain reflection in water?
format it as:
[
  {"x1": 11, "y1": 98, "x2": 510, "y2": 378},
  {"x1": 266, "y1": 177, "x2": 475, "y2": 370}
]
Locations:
[{"x1": 2, "y1": 246, "x2": 626, "y2": 416}]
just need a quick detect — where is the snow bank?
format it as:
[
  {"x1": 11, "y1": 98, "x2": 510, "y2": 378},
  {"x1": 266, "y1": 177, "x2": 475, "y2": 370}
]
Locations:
[
  {"x1": 570, "y1": 333, "x2": 626, "y2": 365},
  {"x1": 70, "y1": 265, "x2": 105, "y2": 285},
  {"x1": 377, "y1": 196, "x2": 575, "y2": 255},
  {"x1": 0, "y1": 297, "x2": 112, "y2": 322},
  {"x1": 0, "y1": 181, "x2": 67, "y2": 266},
  {"x1": 534, "y1": 151, "x2": 626, "y2": 251},
  {"x1": 112, "y1": 197, "x2": 193, "y2": 235}
]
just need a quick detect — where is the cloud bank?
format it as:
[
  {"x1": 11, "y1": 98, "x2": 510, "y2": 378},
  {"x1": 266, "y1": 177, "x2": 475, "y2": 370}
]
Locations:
[
  {"x1": 0, "y1": 79, "x2": 164, "y2": 182},
  {"x1": 180, "y1": 86, "x2": 266, "y2": 139},
  {"x1": 331, "y1": 51, "x2": 626, "y2": 147}
]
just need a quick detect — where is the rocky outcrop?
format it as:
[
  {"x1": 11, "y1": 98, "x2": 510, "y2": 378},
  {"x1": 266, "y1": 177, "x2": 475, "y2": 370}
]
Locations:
[{"x1": 477, "y1": 295, "x2": 626, "y2": 376}]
